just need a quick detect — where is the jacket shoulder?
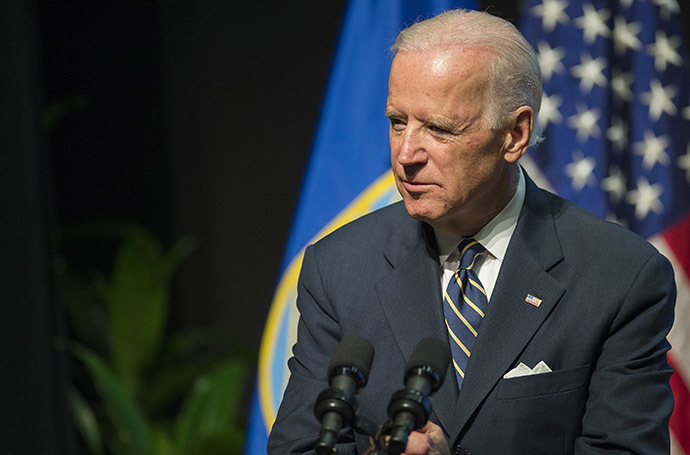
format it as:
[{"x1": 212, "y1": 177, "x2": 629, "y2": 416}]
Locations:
[
  {"x1": 542, "y1": 190, "x2": 660, "y2": 260},
  {"x1": 312, "y1": 201, "x2": 412, "y2": 251}
]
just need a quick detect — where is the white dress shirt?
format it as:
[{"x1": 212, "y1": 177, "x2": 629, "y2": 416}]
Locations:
[{"x1": 434, "y1": 169, "x2": 526, "y2": 302}]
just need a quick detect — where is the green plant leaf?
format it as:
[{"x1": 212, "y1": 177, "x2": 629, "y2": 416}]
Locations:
[
  {"x1": 174, "y1": 359, "x2": 248, "y2": 454},
  {"x1": 158, "y1": 329, "x2": 255, "y2": 366},
  {"x1": 142, "y1": 329, "x2": 255, "y2": 416},
  {"x1": 143, "y1": 357, "x2": 219, "y2": 417},
  {"x1": 71, "y1": 344, "x2": 153, "y2": 455},
  {"x1": 193, "y1": 429, "x2": 245, "y2": 455},
  {"x1": 151, "y1": 424, "x2": 176, "y2": 455},
  {"x1": 57, "y1": 266, "x2": 111, "y2": 355},
  {"x1": 140, "y1": 329, "x2": 217, "y2": 414},
  {"x1": 96, "y1": 226, "x2": 171, "y2": 394},
  {"x1": 164, "y1": 234, "x2": 196, "y2": 278},
  {"x1": 68, "y1": 386, "x2": 105, "y2": 455}
]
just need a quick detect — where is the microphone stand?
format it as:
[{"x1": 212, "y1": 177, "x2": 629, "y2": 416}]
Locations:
[
  {"x1": 353, "y1": 415, "x2": 386, "y2": 455},
  {"x1": 353, "y1": 416, "x2": 400, "y2": 455},
  {"x1": 315, "y1": 337, "x2": 450, "y2": 455}
]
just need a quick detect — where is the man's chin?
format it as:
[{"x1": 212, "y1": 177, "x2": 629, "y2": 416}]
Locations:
[{"x1": 402, "y1": 200, "x2": 439, "y2": 224}]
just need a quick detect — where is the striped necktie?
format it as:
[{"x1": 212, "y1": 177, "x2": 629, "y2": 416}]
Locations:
[{"x1": 443, "y1": 238, "x2": 488, "y2": 389}]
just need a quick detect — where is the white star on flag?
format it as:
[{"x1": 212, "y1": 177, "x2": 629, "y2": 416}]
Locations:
[
  {"x1": 571, "y1": 54, "x2": 608, "y2": 93},
  {"x1": 602, "y1": 166, "x2": 627, "y2": 203},
  {"x1": 612, "y1": 16, "x2": 642, "y2": 55},
  {"x1": 574, "y1": 4, "x2": 610, "y2": 44},
  {"x1": 539, "y1": 92, "x2": 563, "y2": 127},
  {"x1": 634, "y1": 130, "x2": 671, "y2": 171},
  {"x1": 531, "y1": 0, "x2": 570, "y2": 32},
  {"x1": 647, "y1": 30, "x2": 682, "y2": 72},
  {"x1": 641, "y1": 79, "x2": 678, "y2": 121},
  {"x1": 679, "y1": 144, "x2": 690, "y2": 182},
  {"x1": 652, "y1": 0, "x2": 680, "y2": 21},
  {"x1": 567, "y1": 104, "x2": 602, "y2": 143},
  {"x1": 564, "y1": 152, "x2": 597, "y2": 191},
  {"x1": 611, "y1": 69, "x2": 634, "y2": 104},
  {"x1": 626, "y1": 177, "x2": 664, "y2": 220},
  {"x1": 536, "y1": 41, "x2": 565, "y2": 81},
  {"x1": 606, "y1": 116, "x2": 629, "y2": 152}
]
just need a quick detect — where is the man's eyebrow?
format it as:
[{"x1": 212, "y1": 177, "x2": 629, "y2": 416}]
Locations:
[
  {"x1": 425, "y1": 117, "x2": 464, "y2": 134},
  {"x1": 426, "y1": 117, "x2": 456, "y2": 129},
  {"x1": 384, "y1": 108, "x2": 402, "y2": 118}
]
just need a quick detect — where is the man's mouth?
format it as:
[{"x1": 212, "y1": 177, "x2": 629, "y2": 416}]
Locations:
[{"x1": 401, "y1": 179, "x2": 433, "y2": 191}]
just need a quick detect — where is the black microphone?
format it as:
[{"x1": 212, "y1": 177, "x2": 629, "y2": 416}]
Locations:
[
  {"x1": 314, "y1": 335, "x2": 375, "y2": 454},
  {"x1": 386, "y1": 338, "x2": 450, "y2": 455}
]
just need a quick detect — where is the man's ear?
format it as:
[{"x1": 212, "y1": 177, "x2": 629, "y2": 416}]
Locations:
[{"x1": 503, "y1": 106, "x2": 533, "y2": 163}]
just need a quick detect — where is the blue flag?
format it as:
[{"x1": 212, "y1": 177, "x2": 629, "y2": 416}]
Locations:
[
  {"x1": 518, "y1": 1, "x2": 690, "y2": 453},
  {"x1": 244, "y1": 1, "x2": 477, "y2": 453}
]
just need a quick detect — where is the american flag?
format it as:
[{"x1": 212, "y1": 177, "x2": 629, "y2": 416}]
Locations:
[{"x1": 519, "y1": 0, "x2": 690, "y2": 452}]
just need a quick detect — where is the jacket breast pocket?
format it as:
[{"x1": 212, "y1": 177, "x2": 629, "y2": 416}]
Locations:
[{"x1": 495, "y1": 364, "x2": 592, "y2": 399}]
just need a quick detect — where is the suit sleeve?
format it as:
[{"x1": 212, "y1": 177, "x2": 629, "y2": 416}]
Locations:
[
  {"x1": 267, "y1": 244, "x2": 358, "y2": 455},
  {"x1": 575, "y1": 252, "x2": 676, "y2": 454}
]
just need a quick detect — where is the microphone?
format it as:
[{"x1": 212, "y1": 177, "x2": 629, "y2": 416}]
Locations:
[
  {"x1": 314, "y1": 335, "x2": 375, "y2": 454},
  {"x1": 386, "y1": 338, "x2": 450, "y2": 455}
]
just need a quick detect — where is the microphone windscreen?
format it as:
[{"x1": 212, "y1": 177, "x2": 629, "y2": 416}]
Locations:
[
  {"x1": 328, "y1": 335, "x2": 375, "y2": 378},
  {"x1": 406, "y1": 338, "x2": 450, "y2": 377}
]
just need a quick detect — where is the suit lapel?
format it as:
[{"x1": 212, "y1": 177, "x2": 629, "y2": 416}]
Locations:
[
  {"x1": 449, "y1": 178, "x2": 567, "y2": 440},
  {"x1": 375, "y1": 218, "x2": 446, "y2": 360},
  {"x1": 374, "y1": 216, "x2": 463, "y2": 430}
]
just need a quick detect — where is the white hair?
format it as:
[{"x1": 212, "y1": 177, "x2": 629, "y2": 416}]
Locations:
[{"x1": 392, "y1": 9, "x2": 543, "y2": 145}]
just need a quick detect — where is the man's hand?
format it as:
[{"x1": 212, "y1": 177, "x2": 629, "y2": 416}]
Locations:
[
  {"x1": 363, "y1": 421, "x2": 450, "y2": 455},
  {"x1": 402, "y1": 421, "x2": 450, "y2": 455}
]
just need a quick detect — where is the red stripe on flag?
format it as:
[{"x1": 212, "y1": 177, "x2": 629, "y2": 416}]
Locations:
[
  {"x1": 670, "y1": 355, "x2": 690, "y2": 454},
  {"x1": 663, "y1": 214, "x2": 690, "y2": 278},
  {"x1": 661, "y1": 217, "x2": 690, "y2": 454}
]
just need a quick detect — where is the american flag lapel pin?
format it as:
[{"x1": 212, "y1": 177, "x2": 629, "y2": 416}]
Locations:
[{"x1": 525, "y1": 294, "x2": 543, "y2": 307}]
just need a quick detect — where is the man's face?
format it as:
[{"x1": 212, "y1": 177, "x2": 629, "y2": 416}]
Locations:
[{"x1": 386, "y1": 48, "x2": 514, "y2": 236}]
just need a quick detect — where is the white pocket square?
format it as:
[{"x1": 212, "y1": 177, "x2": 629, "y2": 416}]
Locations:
[{"x1": 503, "y1": 361, "x2": 552, "y2": 379}]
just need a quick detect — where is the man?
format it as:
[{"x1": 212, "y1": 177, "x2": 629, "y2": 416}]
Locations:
[{"x1": 268, "y1": 9, "x2": 675, "y2": 455}]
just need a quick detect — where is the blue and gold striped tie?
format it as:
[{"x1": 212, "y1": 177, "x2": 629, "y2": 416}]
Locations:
[{"x1": 443, "y1": 238, "x2": 487, "y2": 389}]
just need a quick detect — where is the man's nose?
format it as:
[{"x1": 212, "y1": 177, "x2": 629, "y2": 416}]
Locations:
[{"x1": 396, "y1": 127, "x2": 428, "y2": 165}]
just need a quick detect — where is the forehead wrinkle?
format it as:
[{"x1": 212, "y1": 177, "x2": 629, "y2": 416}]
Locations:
[{"x1": 387, "y1": 88, "x2": 479, "y2": 129}]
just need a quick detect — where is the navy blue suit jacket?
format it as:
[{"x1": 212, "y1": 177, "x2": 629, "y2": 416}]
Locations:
[{"x1": 268, "y1": 176, "x2": 675, "y2": 454}]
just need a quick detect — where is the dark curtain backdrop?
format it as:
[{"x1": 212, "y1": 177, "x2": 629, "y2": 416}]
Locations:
[
  {"x1": 3, "y1": 1, "x2": 689, "y2": 452},
  {"x1": 1, "y1": 1, "x2": 73, "y2": 453}
]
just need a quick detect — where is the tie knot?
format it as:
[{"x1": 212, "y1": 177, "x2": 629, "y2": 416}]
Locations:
[{"x1": 458, "y1": 238, "x2": 485, "y2": 270}]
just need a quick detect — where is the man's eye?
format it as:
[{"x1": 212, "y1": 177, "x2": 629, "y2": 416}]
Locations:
[
  {"x1": 390, "y1": 119, "x2": 406, "y2": 130},
  {"x1": 430, "y1": 126, "x2": 447, "y2": 134}
]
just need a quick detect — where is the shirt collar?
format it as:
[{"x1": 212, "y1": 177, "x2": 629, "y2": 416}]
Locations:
[{"x1": 434, "y1": 167, "x2": 526, "y2": 264}]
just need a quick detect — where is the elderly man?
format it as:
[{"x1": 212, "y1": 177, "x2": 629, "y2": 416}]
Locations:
[{"x1": 268, "y1": 9, "x2": 675, "y2": 455}]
